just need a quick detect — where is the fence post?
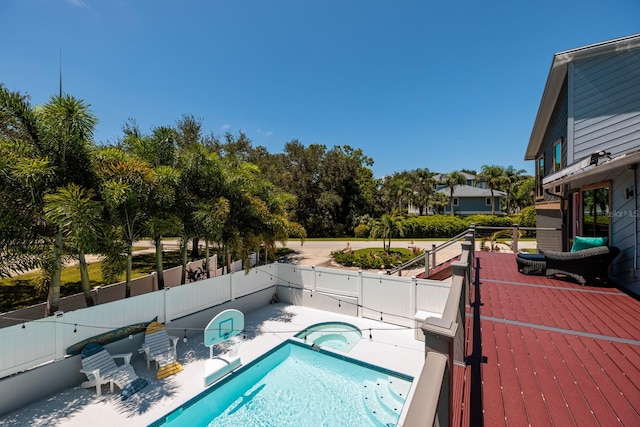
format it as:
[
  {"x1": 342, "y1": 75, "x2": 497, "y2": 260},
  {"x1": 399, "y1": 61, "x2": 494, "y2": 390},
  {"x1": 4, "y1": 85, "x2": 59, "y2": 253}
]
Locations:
[
  {"x1": 163, "y1": 287, "x2": 171, "y2": 323},
  {"x1": 410, "y1": 275, "x2": 417, "y2": 323},
  {"x1": 230, "y1": 271, "x2": 235, "y2": 301},
  {"x1": 431, "y1": 244, "x2": 436, "y2": 270},
  {"x1": 54, "y1": 311, "x2": 65, "y2": 361},
  {"x1": 358, "y1": 269, "x2": 363, "y2": 318},
  {"x1": 312, "y1": 265, "x2": 317, "y2": 296},
  {"x1": 512, "y1": 223, "x2": 519, "y2": 253}
]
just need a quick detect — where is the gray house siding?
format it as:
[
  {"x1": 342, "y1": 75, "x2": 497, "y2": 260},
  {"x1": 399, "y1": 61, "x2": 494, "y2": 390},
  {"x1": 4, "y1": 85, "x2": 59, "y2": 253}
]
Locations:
[
  {"x1": 572, "y1": 48, "x2": 640, "y2": 161},
  {"x1": 610, "y1": 168, "x2": 639, "y2": 275},
  {"x1": 536, "y1": 207, "x2": 563, "y2": 251},
  {"x1": 538, "y1": 78, "x2": 568, "y2": 202},
  {"x1": 444, "y1": 197, "x2": 501, "y2": 215}
]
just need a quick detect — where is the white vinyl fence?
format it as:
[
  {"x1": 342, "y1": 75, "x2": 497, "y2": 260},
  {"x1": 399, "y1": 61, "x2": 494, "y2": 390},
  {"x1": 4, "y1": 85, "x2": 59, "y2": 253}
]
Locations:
[
  {"x1": 0, "y1": 264, "x2": 270, "y2": 380},
  {"x1": 1, "y1": 261, "x2": 451, "y2": 380},
  {"x1": 273, "y1": 264, "x2": 450, "y2": 327}
]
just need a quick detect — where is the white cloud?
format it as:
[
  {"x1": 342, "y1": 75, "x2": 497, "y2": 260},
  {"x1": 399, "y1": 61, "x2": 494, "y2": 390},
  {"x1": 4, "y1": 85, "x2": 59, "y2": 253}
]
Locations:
[{"x1": 221, "y1": 123, "x2": 230, "y2": 130}]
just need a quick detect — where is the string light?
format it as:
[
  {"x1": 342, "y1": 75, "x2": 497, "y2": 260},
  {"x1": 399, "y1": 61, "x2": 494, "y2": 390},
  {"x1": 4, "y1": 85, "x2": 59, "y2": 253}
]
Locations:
[
  {"x1": 183, "y1": 329, "x2": 188, "y2": 343},
  {"x1": 73, "y1": 324, "x2": 77, "y2": 333}
]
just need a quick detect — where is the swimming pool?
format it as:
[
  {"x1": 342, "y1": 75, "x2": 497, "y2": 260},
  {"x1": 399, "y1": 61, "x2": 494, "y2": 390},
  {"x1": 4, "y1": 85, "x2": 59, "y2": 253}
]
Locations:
[
  {"x1": 149, "y1": 340, "x2": 413, "y2": 427},
  {"x1": 294, "y1": 321, "x2": 362, "y2": 352}
]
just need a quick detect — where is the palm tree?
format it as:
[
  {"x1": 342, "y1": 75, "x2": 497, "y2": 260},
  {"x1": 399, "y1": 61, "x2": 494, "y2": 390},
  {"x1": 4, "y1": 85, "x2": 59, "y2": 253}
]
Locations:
[
  {"x1": 371, "y1": 213, "x2": 404, "y2": 252},
  {"x1": 503, "y1": 166, "x2": 527, "y2": 214},
  {"x1": 44, "y1": 184, "x2": 102, "y2": 306},
  {"x1": 0, "y1": 86, "x2": 97, "y2": 314},
  {"x1": 411, "y1": 168, "x2": 435, "y2": 215},
  {"x1": 440, "y1": 171, "x2": 466, "y2": 216},
  {"x1": 478, "y1": 165, "x2": 506, "y2": 215},
  {"x1": 95, "y1": 148, "x2": 155, "y2": 297}
]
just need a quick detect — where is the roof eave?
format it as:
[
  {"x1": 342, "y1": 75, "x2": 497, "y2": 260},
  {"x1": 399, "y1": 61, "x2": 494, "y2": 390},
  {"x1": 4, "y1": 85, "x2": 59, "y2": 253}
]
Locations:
[{"x1": 524, "y1": 33, "x2": 640, "y2": 162}]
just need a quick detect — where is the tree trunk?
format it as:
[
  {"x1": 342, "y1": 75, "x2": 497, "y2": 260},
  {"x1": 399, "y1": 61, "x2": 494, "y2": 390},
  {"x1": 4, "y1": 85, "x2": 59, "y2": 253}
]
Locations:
[
  {"x1": 125, "y1": 243, "x2": 132, "y2": 298},
  {"x1": 155, "y1": 235, "x2": 165, "y2": 290},
  {"x1": 78, "y1": 249, "x2": 94, "y2": 307},
  {"x1": 226, "y1": 248, "x2": 231, "y2": 274},
  {"x1": 180, "y1": 238, "x2": 188, "y2": 285},
  {"x1": 450, "y1": 189, "x2": 455, "y2": 216},
  {"x1": 191, "y1": 237, "x2": 200, "y2": 258},
  {"x1": 46, "y1": 232, "x2": 63, "y2": 316},
  {"x1": 204, "y1": 240, "x2": 211, "y2": 278}
]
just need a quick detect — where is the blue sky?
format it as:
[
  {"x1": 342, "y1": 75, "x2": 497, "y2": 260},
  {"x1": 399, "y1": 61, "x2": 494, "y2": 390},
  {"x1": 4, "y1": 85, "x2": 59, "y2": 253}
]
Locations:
[{"x1": 1, "y1": 1, "x2": 638, "y2": 178}]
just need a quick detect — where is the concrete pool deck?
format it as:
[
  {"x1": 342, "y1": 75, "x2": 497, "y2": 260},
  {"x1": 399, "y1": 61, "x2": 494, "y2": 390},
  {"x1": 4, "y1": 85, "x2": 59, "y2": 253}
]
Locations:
[{"x1": 0, "y1": 304, "x2": 425, "y2": 427}]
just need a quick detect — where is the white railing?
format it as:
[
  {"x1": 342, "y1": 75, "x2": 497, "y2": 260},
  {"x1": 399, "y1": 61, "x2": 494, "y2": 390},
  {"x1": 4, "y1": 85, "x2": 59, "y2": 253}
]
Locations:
[{"x1": 0, "y1": 261, "x2": 452, "y2": 380}]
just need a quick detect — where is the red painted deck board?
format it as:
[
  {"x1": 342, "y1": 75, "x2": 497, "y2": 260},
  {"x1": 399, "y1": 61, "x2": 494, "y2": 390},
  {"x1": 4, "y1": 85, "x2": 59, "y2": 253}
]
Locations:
[{"x1": 454, "y1": 252, "x2": 640, "y2": 426}]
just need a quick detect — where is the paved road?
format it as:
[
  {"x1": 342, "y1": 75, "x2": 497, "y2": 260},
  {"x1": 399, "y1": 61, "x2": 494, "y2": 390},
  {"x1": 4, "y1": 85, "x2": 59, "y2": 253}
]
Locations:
[{"x1": 278, "y1": 238, "x2": 537, "y2": 271}]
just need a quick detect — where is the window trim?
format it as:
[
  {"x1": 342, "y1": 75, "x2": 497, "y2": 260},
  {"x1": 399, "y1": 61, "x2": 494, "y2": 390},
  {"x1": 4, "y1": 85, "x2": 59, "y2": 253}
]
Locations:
[
  {"x1": 553, "y1": 138, "x2": 562, "y2": 172},
  {"x1": 485, "y1": 197, "x2": 491, "y2": 206},
  {"x1": 536, "y1": 154, "x2": 545, "y2": 199},
  {"x1": 579, "y1": 181, "x2": 611, "y2": 239},
  {"x1": 453, "y1": 197, "x2": 459, "y2": 206}
]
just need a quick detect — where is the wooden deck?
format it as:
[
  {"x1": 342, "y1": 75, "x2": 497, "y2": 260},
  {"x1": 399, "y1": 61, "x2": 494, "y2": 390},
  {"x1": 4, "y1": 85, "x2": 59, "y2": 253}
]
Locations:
[{"x1": 454, "y1": 251, "x2": 640, "y2": 427}]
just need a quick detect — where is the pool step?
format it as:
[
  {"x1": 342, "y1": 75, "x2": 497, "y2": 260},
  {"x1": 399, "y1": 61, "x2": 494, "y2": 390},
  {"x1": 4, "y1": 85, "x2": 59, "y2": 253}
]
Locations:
[{"x1": 362, "y1": 378, "x2": 406, "y2": 426}]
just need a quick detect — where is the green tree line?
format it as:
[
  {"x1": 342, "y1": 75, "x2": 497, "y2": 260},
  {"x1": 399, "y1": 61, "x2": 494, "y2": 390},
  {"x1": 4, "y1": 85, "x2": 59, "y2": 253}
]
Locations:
[{"x1": 1, "y1": 84, "x2": 535, "y2": 314}]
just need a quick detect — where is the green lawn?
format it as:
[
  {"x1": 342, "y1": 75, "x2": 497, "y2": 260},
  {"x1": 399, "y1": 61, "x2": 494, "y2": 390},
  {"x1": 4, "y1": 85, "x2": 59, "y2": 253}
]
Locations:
[
  {"x1": 0, "y1": 251, "x2": 185, "y2": 313},
  {"x1": 0, "y1": 247, "x2": 295, "y2": 314}
]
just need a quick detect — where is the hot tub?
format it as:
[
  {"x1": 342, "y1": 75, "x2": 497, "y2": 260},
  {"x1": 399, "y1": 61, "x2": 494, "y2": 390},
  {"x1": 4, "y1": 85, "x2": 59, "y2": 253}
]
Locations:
[{"x1": 294, "y1": 321, "x2": 362, "y2": 353}]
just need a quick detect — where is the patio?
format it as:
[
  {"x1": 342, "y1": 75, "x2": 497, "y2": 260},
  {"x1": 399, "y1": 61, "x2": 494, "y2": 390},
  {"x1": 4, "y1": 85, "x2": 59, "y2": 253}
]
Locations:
[{"x1": 0, "y1": 304, "x2": 425, "y2": 426}]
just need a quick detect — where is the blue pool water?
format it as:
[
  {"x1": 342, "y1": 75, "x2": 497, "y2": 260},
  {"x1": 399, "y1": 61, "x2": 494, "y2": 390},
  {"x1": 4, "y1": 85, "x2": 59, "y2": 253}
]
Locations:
[{"x1": 149, "y1": 340, "x2": 413, "y2": 427}]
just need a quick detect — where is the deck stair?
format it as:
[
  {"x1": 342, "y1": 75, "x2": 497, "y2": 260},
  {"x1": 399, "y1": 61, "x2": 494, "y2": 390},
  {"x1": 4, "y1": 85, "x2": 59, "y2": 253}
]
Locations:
[
  {"x1": 416, "y1": 255, "x2": 461, "y2": 280},
  {"x1": 362, "y1": 377, "x2": 411, "y2": 426}
]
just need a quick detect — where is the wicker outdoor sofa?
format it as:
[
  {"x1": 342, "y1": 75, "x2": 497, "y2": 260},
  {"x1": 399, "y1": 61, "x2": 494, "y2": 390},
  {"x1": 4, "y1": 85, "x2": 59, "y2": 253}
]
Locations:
[{"x1": 517, "y1": 245, "x2": 620, "y2": 285}]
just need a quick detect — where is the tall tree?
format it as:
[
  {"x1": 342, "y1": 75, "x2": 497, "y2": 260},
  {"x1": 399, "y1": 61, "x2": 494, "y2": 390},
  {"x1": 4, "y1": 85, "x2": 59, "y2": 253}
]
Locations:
[
  {"x1": 0, "y1": 86, "x2": 97, "y2": 314},
  {"x1": 503, "y1": 166, "x2": 527, "y2": 214},
  {"x1": 44, "y1": 184, "x2": 102, "y2": 306},
  {"x1": 478, "y1": 165, "x2": 506, "y2": 215},
  {"x1": 440, "y1": 171, "x2": 466, "y2": 216},
  {"x1": 95, "y1": 147, "x2": 154, "y2": 297}
]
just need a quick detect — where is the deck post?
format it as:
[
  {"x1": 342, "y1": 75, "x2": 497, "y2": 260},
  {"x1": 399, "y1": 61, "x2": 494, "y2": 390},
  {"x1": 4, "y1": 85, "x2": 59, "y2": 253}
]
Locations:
[
  {"x1": 460, "y1": 242, "x2": 472, "y2": 308},
  {"x1": 512, "y1": 223, "x2": 519, "y2": 253},
  {"x1": 431, "y1": 244, "x2": 436, "y2": 271}
]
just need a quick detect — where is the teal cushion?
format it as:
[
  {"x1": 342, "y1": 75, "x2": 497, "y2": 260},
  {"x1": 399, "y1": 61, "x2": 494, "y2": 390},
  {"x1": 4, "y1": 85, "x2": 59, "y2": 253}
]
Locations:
[{"x1": 571, "y1": 236, "x2": 608, "y2": 252}]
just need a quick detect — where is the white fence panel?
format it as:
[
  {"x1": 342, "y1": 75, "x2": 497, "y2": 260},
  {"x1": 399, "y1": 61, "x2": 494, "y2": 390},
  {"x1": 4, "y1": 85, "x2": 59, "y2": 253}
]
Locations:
[
  {"x1": 315, "y1": 267, "x2": 359, "y2": 296},
  {"x1": 233, "y1": 266, "x2": 276, "y2": 299},
  {"x1": 415, "y1": 279, "x2": 450, "y2": 316},
  {"x1": 168, "y1": 276, "x2": 231, "y2": 320},
  {"x1": 62, "y1": 291, "x2": 165, "y2": 351},
  {"x1": 361, "y1": 274, "x2": 413, "y2": 327},
  {"x1": 0, "y1": 319, "x2": 55, "y2": 378},
  {"x1": 275, "y1": 264, "x2": 315, "y2": 290},
  {"x1": 62, "y1": 296, "x2": 160, "y2": 351}
]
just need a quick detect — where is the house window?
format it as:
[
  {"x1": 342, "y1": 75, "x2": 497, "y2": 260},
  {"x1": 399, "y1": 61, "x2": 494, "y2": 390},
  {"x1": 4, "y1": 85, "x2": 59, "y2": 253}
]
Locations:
[
  {"x1": 554, "y1": 139, "x2": 562, "y2": 171},
  {"x1": 485, "y1": 197, "x2": 491, "y2": 206},
  {"x1": 536, "y1": 155, "x2": 545, "y2": 198},
  {"x1": 453, "y1": 198, "x2": 459, "y2": 206},
  {"x1": 554, "y1": 139, "x2": 562, "y2": 194},
  {"x1": 581, "y1": 182, "x2": 610, "y2": 239}
]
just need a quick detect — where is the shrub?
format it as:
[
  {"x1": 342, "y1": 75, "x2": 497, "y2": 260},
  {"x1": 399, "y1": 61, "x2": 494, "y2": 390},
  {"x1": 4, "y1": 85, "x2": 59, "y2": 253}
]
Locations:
[
  {"x1": 331, "y1": 247, "x2": 424, "y2": 270},
  {"x1": 353, "y1": 224, "x2": 370, "y2": 238}
]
